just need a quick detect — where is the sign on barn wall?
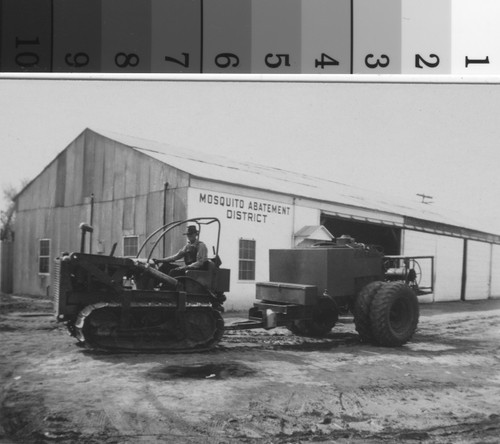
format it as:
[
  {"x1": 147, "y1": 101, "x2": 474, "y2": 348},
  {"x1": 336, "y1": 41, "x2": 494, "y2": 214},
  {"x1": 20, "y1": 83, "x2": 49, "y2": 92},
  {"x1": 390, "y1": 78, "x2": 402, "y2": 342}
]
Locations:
[{"x1": 193, "y1": 190, "x2": 292, "y2": 225}]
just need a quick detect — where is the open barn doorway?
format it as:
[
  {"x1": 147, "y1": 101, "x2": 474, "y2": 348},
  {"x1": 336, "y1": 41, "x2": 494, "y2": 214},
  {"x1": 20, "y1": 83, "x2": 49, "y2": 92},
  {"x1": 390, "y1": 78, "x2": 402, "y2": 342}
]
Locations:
[{"x1": 321, "y1": 215, "x2": 401, "y2": 255}]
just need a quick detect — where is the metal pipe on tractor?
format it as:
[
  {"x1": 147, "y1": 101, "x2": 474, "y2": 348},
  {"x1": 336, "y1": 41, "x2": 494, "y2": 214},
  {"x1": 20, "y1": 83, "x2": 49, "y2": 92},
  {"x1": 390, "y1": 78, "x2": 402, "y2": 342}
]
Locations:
[
  {"x1": 79, "y1": 223, "x2": 93, "y2": 253},
  {"x1": 52, "y1": 218, "x2": 433, "y2": 352}
]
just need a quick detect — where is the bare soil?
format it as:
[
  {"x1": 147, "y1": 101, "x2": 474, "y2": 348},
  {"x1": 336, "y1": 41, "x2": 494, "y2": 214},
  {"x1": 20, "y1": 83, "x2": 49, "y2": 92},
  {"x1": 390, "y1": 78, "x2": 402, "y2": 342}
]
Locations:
[{"x1": 1, "y1": 293, "x2": 500, "y2": 444}]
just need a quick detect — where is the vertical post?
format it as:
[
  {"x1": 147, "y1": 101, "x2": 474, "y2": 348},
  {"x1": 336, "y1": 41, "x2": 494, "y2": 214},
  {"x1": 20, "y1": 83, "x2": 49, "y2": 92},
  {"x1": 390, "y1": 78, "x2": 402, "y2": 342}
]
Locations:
[
  {"x1": 488, "y1": 243, "x2": 493, "y2": 299},
  {"x1": 350, "y1": 0, "x2": 353, "y2": 74},
  {"x1": 460, "y1": 239, "x2": 468, "y2": 301},
  {"x1": 431, "y1": 255, "x2": 435, "y2": 303},
  {"x1": 163, "y1": 182, "x2": 169, "y2": 257},
  {"x1": 89, "y1": 193, "x2": 94, "y2": 254}
]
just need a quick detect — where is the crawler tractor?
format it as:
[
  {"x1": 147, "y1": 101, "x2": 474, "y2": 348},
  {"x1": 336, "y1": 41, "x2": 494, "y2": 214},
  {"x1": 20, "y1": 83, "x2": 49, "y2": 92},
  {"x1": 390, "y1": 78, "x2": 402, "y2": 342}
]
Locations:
[
  {"x1": 53, "y1": 218, "x2": 230, "y2": 352},
  {"x1": 53, "y1": 219, "x2": 432, "y2": 352}
]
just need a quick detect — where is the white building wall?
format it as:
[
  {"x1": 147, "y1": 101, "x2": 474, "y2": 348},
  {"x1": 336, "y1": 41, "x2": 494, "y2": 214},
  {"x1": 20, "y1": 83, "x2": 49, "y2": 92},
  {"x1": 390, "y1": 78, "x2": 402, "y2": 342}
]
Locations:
[
  {"x1": 490, "y1": 244, "x2": 500, "y2": 298},
  {"x1": 402, "y1": 230, "x2": 463, "y2": 302},
  {"x1": 434, "y1": 235, "x2": 465, "y2": 302},
  {"x1": 293, "y1": 204, "x2": 320, "y2": 232},
  {"x1": 465, "y1": 240, "x2": 491, "y2": 300},
  {"x1": 187, "y1": 187, "x2": 319, "y2": 310},
  {"x1": 185, "y1": 183, "x2": 499, "y2": 308}
]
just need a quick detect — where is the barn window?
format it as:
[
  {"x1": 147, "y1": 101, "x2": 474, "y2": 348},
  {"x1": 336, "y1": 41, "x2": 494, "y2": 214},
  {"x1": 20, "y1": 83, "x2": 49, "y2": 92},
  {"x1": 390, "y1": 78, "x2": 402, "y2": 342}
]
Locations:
[
  {"x1": 238, "y1": 239, "x2": 256, "y2": 280},
  {"x1": 39, "y1": 239, "x2": 51, "y2": 274},
  {"x1": 123, "y1": 236, "x2": 138, "y2": 257}
]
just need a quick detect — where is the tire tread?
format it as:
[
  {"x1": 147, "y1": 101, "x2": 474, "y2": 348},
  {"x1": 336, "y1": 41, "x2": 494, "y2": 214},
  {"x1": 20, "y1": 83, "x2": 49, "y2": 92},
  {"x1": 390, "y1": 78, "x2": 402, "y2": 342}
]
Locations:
[
  {"x1": 369, "y1": 282, "x2": 419, "y2": 347},
  {"x1": 353, "y1": 281, "x2": 384, "y2": 343}
]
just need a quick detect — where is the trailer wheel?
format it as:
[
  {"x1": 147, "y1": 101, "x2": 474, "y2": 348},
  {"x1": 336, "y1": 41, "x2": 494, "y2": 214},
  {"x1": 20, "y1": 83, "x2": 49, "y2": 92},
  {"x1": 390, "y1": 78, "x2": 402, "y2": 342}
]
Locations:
[
  {"x1": 369, "y1": 282, "x2": 419, "y2": 347},
  {"x1": 353, "y1": 281, "x2": 384, "y2": 343},
  {"x1": 287, "y1": 297, "x2": 338, "y2": 338}
]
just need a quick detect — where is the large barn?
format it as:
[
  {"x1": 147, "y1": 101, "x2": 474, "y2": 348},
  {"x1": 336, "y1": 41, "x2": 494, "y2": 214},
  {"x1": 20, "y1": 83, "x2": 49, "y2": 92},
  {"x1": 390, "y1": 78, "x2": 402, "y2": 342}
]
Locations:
[{"x1": 11, "y1": 128, "x2": 500, "y2": 309}]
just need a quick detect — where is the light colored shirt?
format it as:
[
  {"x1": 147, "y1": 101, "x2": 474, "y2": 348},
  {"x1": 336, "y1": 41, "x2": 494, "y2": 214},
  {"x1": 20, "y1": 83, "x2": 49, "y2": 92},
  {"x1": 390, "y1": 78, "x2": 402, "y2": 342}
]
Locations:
[{"x1": 166, "y1": 240, "x2": 208, "y2": 269}]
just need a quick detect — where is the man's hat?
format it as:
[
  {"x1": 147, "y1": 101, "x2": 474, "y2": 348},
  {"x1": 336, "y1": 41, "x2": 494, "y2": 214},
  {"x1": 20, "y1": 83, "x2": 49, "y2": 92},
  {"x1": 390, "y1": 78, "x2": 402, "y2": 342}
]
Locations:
[{"x1": 183, "y1": 225, "x2": 199, "y2": 236}]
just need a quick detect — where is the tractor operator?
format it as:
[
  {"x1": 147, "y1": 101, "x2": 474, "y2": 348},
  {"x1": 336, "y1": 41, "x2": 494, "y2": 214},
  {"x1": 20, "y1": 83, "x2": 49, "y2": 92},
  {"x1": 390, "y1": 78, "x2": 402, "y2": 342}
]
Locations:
[{"x1": 155, "y1": 225, "x2": 209, "y2": 276}]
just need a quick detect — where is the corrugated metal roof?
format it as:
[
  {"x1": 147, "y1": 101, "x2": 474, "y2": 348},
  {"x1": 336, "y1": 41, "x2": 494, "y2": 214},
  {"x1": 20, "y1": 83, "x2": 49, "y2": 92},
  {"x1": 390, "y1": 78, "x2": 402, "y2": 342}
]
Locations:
[{"x1": 89, "y1": 128, "x2": 500, "y2": 241}]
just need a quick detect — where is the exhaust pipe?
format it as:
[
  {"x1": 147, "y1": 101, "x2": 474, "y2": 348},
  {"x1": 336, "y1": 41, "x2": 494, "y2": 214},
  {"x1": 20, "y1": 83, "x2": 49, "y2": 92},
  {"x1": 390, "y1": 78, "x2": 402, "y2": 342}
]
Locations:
[{"x1": 79, "y1": 223, "x2": 94, "y2": 253}]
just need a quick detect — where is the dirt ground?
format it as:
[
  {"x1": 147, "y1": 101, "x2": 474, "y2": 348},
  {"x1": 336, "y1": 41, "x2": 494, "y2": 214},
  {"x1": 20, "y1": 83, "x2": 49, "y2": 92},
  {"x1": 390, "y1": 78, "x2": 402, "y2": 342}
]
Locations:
[{"x1": 1, "y1": 293, "x2": 499, "y2": 444}]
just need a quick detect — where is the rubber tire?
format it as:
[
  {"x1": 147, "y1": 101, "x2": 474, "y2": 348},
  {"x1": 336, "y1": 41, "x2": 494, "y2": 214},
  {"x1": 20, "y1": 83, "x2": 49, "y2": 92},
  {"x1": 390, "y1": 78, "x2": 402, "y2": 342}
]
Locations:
[
  {"x1": 353, "y1": 281, "x2": 384, "y2": 343},
  {"x1": 287, "y1": 297, "x2": 339, "y2": 338},
  {"x1": 369, "y1": 282, "x2": 419, "y2": 347}
]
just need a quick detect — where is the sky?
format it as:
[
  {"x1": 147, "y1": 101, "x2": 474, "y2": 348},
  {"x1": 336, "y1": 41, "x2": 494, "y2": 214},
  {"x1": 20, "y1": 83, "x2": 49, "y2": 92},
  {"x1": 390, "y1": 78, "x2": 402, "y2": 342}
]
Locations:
[{"x1": 1, "y1": 75, "x2": 500, "y2": 234}]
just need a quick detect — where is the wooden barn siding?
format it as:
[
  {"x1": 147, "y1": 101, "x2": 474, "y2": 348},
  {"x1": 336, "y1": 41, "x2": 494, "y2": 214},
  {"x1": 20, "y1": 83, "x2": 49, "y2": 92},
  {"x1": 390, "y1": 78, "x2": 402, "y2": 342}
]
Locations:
[
  {"x1": 81, "y1": 186, "x2": 188, "y2": 258},
  {"x1": 123, "y1": 197, "x2": 134, "y2": 231},
  {"x1": 44, "y1": 160, "x2": 57, "y2": 209},
  {"x1": 134, "y1": 195, "x2": 148, "y2": 248},
  {"x1": 93, "y1": 200, "x2": 122, "y2": 255},
  {"x1": 137, "y1": 155, "x2": 150, "y2": 196},
  {"x1": 102, "y1": 137, "x2": 116, "y2": 202},
  {"x1": 146, "y1": 192, "x2": 162, "y2": 252},
  {"x1": 64, "y1": 135, "x2": 82, "y2": 207},
  {"x1": 14, "y1": 130, "x2": 192, "y2": 294},
  {"x1": 93, "y1": 136, "x2": 106, "y2": 201},
  {"x1": 15, "y1": 133, "x2": 181, "y2": 213},
  {"x1": 55, "y1": 149, "x2": 66, "y2": 206},
  {"x1": 17, "y1": 157, "x2": 58, "y2": 212},
  {"x1": 14, "y1": 204, "x2": 86, "y2": 295},
  {"x1": 81, "y1": 133, "x2": 191, "y2": 257},
  {"x1": 125, "y1": 147, "x2": 139, "y2": 199},
  {"x1": 15, "y1": 186, "x2": 189, "y2": 295},
  {"x1": 10, "y1": 190, "x2": 186, "y2": 294},
  {"x1": 161, "y1": 185, "x2": 190, "y2": 257},
  {"x1": 83, "y1": 131, "x2": 103, "y2": 200},
  {"x1": 84, "y1": 131, "x2": 189, "y2": 200},
  {"x1": 112, "y1": 141, "x2": 127, "y2": 201},
  {"x1": 17, "y1": 132, "x2": 86, "y2": 213},
  {"x1": 0, "y1": 241, "x2": 14, "y2": 293},
  {"x1": 63, "y1": 142, "x2": 75, "y2": 207},
  {"x1": 57, "y1": 206, "x2": 73, "y2": 254}
]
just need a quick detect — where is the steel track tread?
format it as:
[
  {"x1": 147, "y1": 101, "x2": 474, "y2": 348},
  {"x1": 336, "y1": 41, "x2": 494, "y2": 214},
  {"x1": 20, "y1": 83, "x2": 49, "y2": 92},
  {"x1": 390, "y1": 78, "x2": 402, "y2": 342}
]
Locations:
[{"x1": 75, "y1": 304, "x2": 225, "y2": 353}]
